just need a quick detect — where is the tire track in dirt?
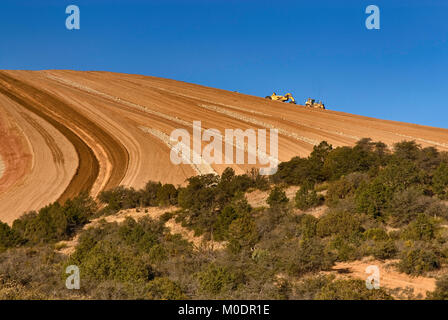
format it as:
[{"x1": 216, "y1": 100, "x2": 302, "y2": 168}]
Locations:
[
  {"x1": 197, "y1": 104, "x2": 320, "y2": 146},
  {"x1": 62, "y1": 70, "x2": 448, "y2": 151},
  {"x1": 16, "y1": 111, "x2": 65, "y2": 165},
  {"x1": 0, "y1": 101, "x2": 33, "y2": 195},
  {"x1": 0, "y1": 156, "x2": 4, "y2": 180},
  {"x1": 135, "y1": 85, "x2": 346, "y2": 148},
  {"x1": 144, "y1": 84, "x2": 362, "y2": 143},
  {"x1": 0, "y1": 73, "x2": 98, "y2": 201},
  {"x1": 45, "y1": 73, "x2": 193, "y2": 127},
  {"x1": 0, "y1": 72, "x2": 128, "y2": 202},
  {"x1": 45, "y1": 73, "x2": 279, "y2": 175},
  {"x1": 148, "y1": 83, "x2": 448, "y2": 150},
  {"x1": 139, "y1": 126, "x2": 217, "y2": 175}
]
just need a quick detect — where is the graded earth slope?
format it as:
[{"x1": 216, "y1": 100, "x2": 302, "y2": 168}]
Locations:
[{"x1": 0, "y1": 70, "x2": 447, "y2": 223}]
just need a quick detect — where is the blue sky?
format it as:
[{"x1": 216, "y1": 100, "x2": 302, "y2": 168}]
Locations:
[{"x1": 0, "y1": 0, "x2": 447, "y2": 128}]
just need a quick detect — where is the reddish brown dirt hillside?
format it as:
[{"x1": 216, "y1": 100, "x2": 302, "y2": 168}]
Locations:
[{"x1": 0, "y1": 70, "x2": 447, "y2": 223}]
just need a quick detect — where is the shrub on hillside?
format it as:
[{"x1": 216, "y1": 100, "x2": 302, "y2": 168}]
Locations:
[
  {"x1": 197, "y1": 264, "x2": 241, "y2": 295},
  {"x1": 326, "y1": 173, "x2": 369, "y2": 207},
  {"x1": 316, "y1": 210, "x2": 364, "y2": 240},
  {"x1": 12, "y1": 193, "x2": 96, "y2": 244},
  {"x1": 286, "y1": 238, "x2": 335, "y2": 276},
  {"x1": 98, "y1": 186, "x2": 142, "y2": 212},
  {"x1": 273, "y1": 141, "x2": 332, "y2": 185},
  {"x1": 296, "y1": 214, "x2": 318, "y2": 240},
  {"x1": 0, "y1": 246, "x2": 69, "y2": 299},
  {"x1": 397, "y1": 242, "x2": 441, "y2": 275},
  {"x1": 370, "y1": 240, "x2": 397, "y2": 260},
  {"x1": 98, "y1": 182, "x2": 180, "y2": 214},
  {"x1": 178, "y1": 174, "x2": 218, "y2": 212},
  {"x1": 227, "y1": 213, "x2": 258, "y2": 253},
  {"x1": 213, "y1": 199, "x2": 252, "y2": 241},
  {"x1": 71, "y1": 232, "x2": 155, "y2": 283},
  {"x1": 144, "y1": 277, "x2": 187, "y2": 300},
  {"x1": 156, "y1": 184, "x2": 178, "y2": 206},
  {"x1": 295, "y1": 183, "x2": 324, "y2": 210},
  {"x1": 386, "y1": 188, "x2": 435, "y2": 227},
  {"x1": 322, "y1": 145, "x2": 376, "y2": 181},
  {"x1": 417, "y1": 146, "x2": 442, "y2": 173},
  {"x1": 118, "y1": 217, "x2": 163, "y2": 252},
  {"x1": 248, "y1": 168, "x2": 270, "y2": 191},
  {"x1": 355, "y1": 161, "x2": 424, "y2": 219},
  {"x1": 393, "y1": 141, "x2": 421, "y2": 162},
  {"x1": 364, "y1": 228, "x2": 389, "y2": 241},
  {"x1": 0, "y1": 222, "x2": 24, "y2": 251},
  {"x1": 433, "y1": 163, "x2": 448, "y2": 200},
  {"x1": 427, "y1": 275, "x2": 448, "y2": 300},
  {"x1": 400, "y1": 214, "x2": 439, "y2": 241},
  {"x1": 292, "y1": 275, "x2": 334, "y2": 300},
  {"x1": 354, "y1": 179, "x2": 391, "y2": 219},
  {"x1": 327, "y1": 235, "x2": 361, "y2": 261},
  {"x1": 267, "y1": 186, "x2": 289, "y2": 209},
  {"x1": 361, "y1": 230, "x2": 397, "y2": 260},
  {"x1": 316, "y1": 279, "x2": 393, "y2": 300}
]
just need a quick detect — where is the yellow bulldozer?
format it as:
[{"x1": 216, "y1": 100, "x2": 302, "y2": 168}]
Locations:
[
  {"x1": 265, "y1": 92, "x2": 296, "y2": 104},
  {"x1": 305, "y1": 98, "x2": 325, "y2": 109}
]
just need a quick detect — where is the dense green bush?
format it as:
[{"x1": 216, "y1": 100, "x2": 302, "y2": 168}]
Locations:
[
  {"x1": 398, "y1": 242, "x2": 441, "y2": 275},
  {"x1": 156, "y1": 184, "x2": 178, "y2": 206},
  {"x1": 73, "y1": 240, "x2": 154, "y2": 282},
  {"x1": 296, "y1": 214, "x2": 318, "y2": 240},
  {"x1": 322, "y1": 145, "x2": 376, "y2": 181},
  {"x1": 12, "y1": 193, "x2": 96, "y2": 244},
  {"x1": 0, "y1": 223, "x2": 24, "y2": 251},
  {"x1": 286, "y1": 239, "x2": 335, "y2": 276},
  {"x1": 371, "y1": 240, "x2": 397, "y2": 260},
  {"x1": 99, "y1": 181, "x2": 179, "y2": 214},
  {"x1": 316, "y1": 210, "x2": 364, "y2": 240},
  {"x1": 213, "y1": 199, "x2": 252, "y2": 241},
  {"x1": 267, "y1": 186, "x2": 289, "y2": 209},
  {"x1": 98, "y1": 186, "x2": 142, "y2": 212},
  {"x1": 393, "y1": 141, "x2": 421, "y2": 162},
  {"x1": 292, "y1": 275, "x2": 334, "y2": 300},
  {"x1": 273, "y1": 141, "x2": 332, "y2": 185},
  {"x1": 433, "y1": 163, "x2": 448, "y2": 199},
  {"x1": 144, "y1": 277, "x2": 186, "y2": 300},
  {"x1": 400, "y1": 214, "x2": 439, "y2": 241},
  {"x1": 69, "y1": 217, "x2": 192, "y2": 285},
  {"x1": 387, "y1": 188, "x2": 435, "y2": 227},
  {"x1": 227, "y1": 213, "x2": 259, "y2": 253},
  {"x1": 364, "y1": 228, "x2": 389, "y2": 241},
  {"x1": 361, "y1": 235, "x2": 397, "y2": 260},
  {"x1": 427, "y1": 275, "x2": 448, "y2": 300},
  {"x1": 326, "y1": 173, "x2": 368, "y2": 207},
  {"x1": 355, "y1": 161, "x2": 424, "y2": 220},
  {"x1": 316, "y1": 279, "x2": 393, "y2": 300},
  {"x1": 295, "y1": 183, "x2": 324, "y2": 210},
  {"x1": 197, "y1": 264, "x2": 241, "y2": 295}
]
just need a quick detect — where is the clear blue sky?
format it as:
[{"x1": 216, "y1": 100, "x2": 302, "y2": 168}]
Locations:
[{"x1": 0, "y1": 0, "x2": 447, "y2": 128}]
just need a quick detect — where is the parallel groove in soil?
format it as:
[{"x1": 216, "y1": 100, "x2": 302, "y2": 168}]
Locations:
[{"x1": 0, "y1": 72, "x2": 129, "y2": 202}]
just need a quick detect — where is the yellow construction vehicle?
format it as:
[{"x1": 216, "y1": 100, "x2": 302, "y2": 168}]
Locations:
[
  {"x1": 305, "y1": 98, "x2": 325, "y2": 109},
  {"x1": 265, "y1": 92, "x2": 296, "y2": 104}
]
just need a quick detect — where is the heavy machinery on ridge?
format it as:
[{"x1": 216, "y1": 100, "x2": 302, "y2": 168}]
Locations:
[
  {"x1": 265, "y1": 92, "x2": 296, "y2": 104},
  {"x1": 305, "y1": 98, "x2": 325, "y2": 109}
]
